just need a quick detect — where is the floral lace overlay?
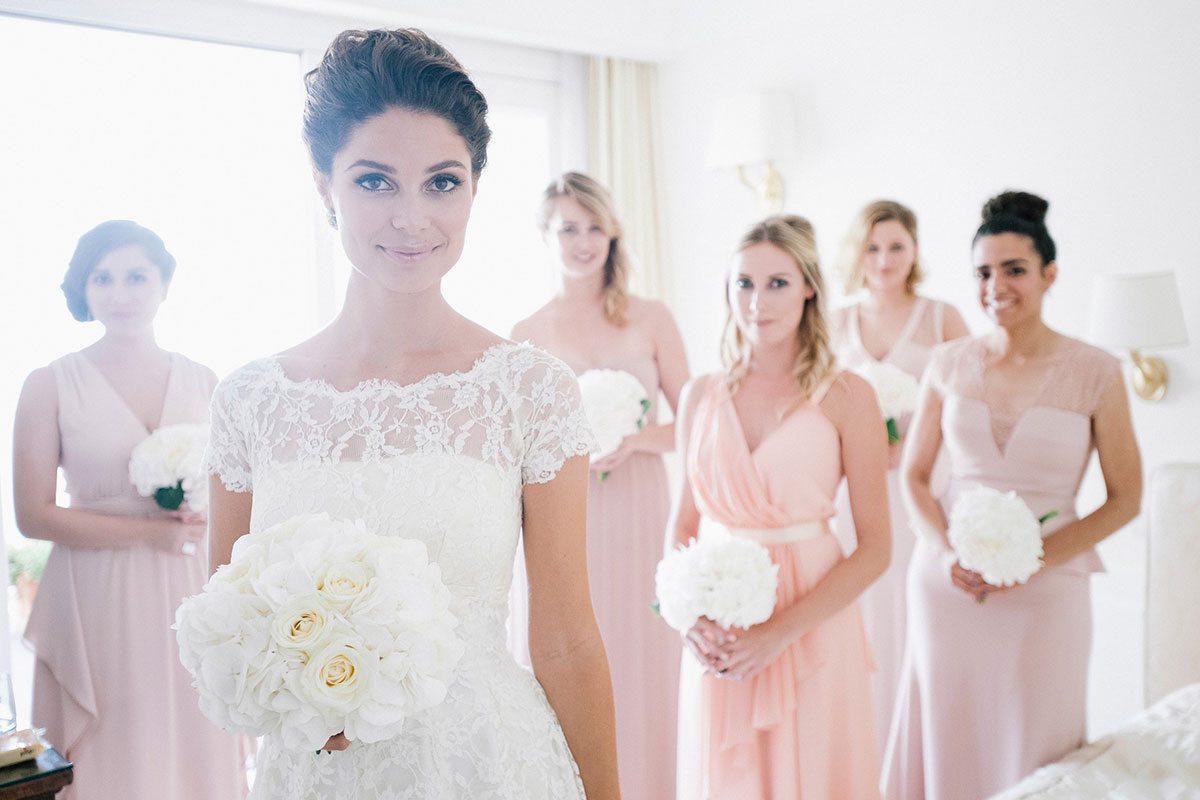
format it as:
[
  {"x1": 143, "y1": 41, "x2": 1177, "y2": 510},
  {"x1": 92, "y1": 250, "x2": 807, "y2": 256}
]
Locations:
[{"x1": 204, "y1": 343, "x2": 592, "y2": 799}]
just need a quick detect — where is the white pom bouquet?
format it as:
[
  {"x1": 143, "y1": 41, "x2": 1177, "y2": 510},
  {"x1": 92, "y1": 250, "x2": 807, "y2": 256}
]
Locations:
[
  {"x1": 129, "y1": 423, "x2": 210, "y2": 511},
  {"x1": 855, "y1": 361, "x2": 919, "y2": 443},
  {"x1": 654, "y1": 531, "x2": 779, "y2": 632},
  {"x1": 947, "y1": 486, "x2": 1056, "y2": 595},
  {"x1": 576, "y1": 369, "x2": 651, "y2": 480},
  {"x1": 175, "y1": 513, "x2": 464, "y2": 751}
]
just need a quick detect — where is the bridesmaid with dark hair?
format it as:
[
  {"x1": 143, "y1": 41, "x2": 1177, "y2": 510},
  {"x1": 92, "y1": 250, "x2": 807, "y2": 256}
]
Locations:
[
  {"x1": 13, "y1": 220, "x2": 249, "y2": 800},
  {"x1": 881, "y1": 192, "x2": 1142, "y2": 799}
]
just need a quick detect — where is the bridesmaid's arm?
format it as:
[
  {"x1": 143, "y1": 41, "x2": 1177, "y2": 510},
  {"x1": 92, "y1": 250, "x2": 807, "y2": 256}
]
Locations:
[
  {"x1": 716, "y1": 374, "x2": 891, "y2": 680},
  {"x1": 901, "y1": 371, "x2": 952, "y2": 550},
  {"x1": 12, "y1": 366, "x2": 201, "y2": 553},
  {"x1": 1039, "y1": 376, "x2": 1141, "y2": 568},
  {"x1": 523, "y1": 455, "x2": 620, "y2": 799}
]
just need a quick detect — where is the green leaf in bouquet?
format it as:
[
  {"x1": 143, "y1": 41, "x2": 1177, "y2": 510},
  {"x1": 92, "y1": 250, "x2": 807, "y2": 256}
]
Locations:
[
  {"x1": 1037, "y1": 510, "x2": 1059, "y2": 525},
  {"x1": 154, "y1": 480, "x2": 186, "y2": 511},
  {"x1": 650, "y1": 601, "x2": 661, "y2": 617},
  {"x1": 599, "y1": 471, "x2": 611, "y2": 482},
  {"x1": 637, "y1": 397, "x2": 651, "y2": 429},
  {"x1": 886, "y1": 417, "x2": 900, "y2": 444}
]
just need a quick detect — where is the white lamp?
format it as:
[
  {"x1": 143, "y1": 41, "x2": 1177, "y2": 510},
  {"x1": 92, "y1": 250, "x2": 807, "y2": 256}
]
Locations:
[
  {"x1": 1089, "y1": 270, "x2": 1189, "y2": 401},
  {"x1": 707, "y1": 90, "x2": 797, "y2": 215}
]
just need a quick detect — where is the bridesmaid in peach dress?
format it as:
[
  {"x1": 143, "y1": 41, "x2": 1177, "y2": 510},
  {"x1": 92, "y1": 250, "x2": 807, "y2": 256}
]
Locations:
[
  {"x1": 12, "y1": 221, "x2": 249, "y2": 800},
  {"x1": 669, "y1": 215, "x2": 888, "y2": 800},
  {"x1": 510, "y1": 172, "x2": 689, "y2": 799},
  {"x1": 881, "y1": 192, "x2": 1142, "y2": 799},
  {"x1": 830, "y1": 200, "x2": 968, "y2": 755}
]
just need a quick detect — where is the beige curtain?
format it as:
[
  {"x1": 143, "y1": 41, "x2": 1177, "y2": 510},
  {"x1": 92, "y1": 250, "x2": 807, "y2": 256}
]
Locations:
[{"x1": 587, "y1": 57, "x2": 669, "y2": 300}]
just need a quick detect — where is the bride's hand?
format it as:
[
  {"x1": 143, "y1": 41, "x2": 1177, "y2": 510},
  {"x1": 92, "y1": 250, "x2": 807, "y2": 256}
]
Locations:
[{"x1": 319, "y1": 732, "x2": 351, "y2": 752}]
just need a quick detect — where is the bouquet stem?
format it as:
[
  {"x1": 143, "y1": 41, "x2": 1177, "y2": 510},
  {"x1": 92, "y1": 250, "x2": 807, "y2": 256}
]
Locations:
[
  {"x1": 154, "y1": 481, "x2": 186, "y2": 511},
  {"x1": 886, "y1": 418, "x2": 900, "y2": 444}
]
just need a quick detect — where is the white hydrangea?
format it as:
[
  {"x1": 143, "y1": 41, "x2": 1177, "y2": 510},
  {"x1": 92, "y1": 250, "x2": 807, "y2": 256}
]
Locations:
[
  {"x1": 128, "y1": 423, "x2": 210, "y2": 511},
  {"x1": 947, "y1": 486, "x2": 1046, "y2": 587},
  {"x1": 855, "y1": 361, "x2": 919, "y2": 442},
  {"x1": 576, "y1": 369, "x2": 650, "y2": 456},
  {"x1": 174, "y1": 513, "x2": 464, "y2": 751},
  {"x1": 654, "y1": 531, "x2": 779, "y2": 632}
]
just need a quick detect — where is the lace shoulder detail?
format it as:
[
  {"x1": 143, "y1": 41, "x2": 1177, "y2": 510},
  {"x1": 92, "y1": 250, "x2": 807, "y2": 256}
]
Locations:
[
  {"x1": 1045, "y1": 337, "x2": 1122, "y2": 416},
  {"x1": 504, "y1": 345, "x2": 595, "y2": 485},
  {"x1": 204, "y1": 357, "x2": 278, "y2": 493},
  {"x1": 925, "y1": 335, "x2": 981, "y2": 397}
]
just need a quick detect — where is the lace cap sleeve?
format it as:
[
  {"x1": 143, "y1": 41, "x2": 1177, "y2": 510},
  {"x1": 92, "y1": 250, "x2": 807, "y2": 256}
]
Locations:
[
  {"x1": 513, "y1": 347, "x2": 595, "y2": 485},
  {"x1": 203, "y1": 363, "x2": 260, "y2": 493}
]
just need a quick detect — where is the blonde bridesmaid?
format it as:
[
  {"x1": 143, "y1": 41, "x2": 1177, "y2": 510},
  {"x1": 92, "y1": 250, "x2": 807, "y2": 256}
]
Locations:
[
  {"x1": 13, "y1": 220, "x2": 249, "y2": 800},
  {"x1": 881, "y1": 191, "x2": 1142, "y2": 799},
  {"x1": 830, "y1": 200, "x2": 968, "y2": 754},
  {"x1": 511, "y1": 172, "x2": 689, "y2": 799},
  {"x1": 669, "y1": 215, "x2": 887, "y2": 799}
]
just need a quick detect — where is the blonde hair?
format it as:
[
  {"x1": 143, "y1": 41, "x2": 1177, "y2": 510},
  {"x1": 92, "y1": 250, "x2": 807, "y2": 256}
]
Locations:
[
  {"x1": 538, "y1": 172, "x2": 630, "y2": 326},
  {"x1": 835, "y1": 199, "x2": 924, "y2": 296},
  {"x1": 721, "y1": 215, "x2": 837, "y2": 401}
]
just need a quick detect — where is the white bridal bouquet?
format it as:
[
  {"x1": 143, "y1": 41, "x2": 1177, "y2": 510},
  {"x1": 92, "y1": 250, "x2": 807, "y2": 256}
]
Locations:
[
  {"x1": 174, "y1": 513, "x2": 464, "y2": 751},
  {"x1": 654, "y1": 531, "x2": 779, "y2": 632},
  {"x1": 129, "y1": 423, "x2": 210, "y2": 511},
  {"x1": 947, "y1": 486, "x2": 1055, "y2": 591},
  {"x1": 855, "y1": 361, "x2": 919, "y2": 443},
  {"x1": 576, "y1": 369, "x2": 651, "y2": 480}
]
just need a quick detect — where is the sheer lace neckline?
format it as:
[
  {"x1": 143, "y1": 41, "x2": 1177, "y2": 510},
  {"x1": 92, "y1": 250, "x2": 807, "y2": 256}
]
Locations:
[{"x1": 265, "y1": 341, "x2": 517, "y2": 396}]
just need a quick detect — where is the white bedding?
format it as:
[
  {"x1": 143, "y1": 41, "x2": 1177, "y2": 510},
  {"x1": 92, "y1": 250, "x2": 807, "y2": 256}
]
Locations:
[{"x1": 991, "y1": 682, "x2": 1200, "y2": 799}]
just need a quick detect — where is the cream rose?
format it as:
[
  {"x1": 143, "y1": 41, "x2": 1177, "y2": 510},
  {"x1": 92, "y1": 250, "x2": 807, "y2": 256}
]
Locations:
[
  {"x1": 269, "y1": 595, "x2": 336, "y2": 654},
  {"x1": 302, "y1": 637, "x2": 376, "y2": 714}
]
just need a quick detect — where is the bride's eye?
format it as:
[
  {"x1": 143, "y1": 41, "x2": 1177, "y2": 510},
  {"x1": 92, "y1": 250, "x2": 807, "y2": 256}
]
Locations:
[
  {"x1": 429, "y1": 173, "x2": 463, "y2": 193},
  {"x1": 355, "y1": 173, "x2": 393, "y2": 192}
]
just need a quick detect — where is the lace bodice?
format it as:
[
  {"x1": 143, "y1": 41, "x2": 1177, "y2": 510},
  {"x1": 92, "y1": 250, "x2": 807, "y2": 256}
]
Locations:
[{"x1": 204, "y1": 342, "x2": 593, "y2": 799}]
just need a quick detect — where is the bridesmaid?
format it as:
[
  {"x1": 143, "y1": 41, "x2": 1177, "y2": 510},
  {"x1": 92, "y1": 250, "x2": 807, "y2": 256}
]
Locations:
[
  {"x1": 830, "y1": 200, "x2": 968, "y2": 753},
  {"x1": 511, "y1": 171, "x2": 689, "y2": 799},
  {"x1": 669, "y1": 215, "x2": 888, "y2": 799},
  {"x1": 881, "y1": 192, "x2": 1142, "y2": 799},
  {"x1": 12, "y1": 220, "x2": 248, "y2": 799}
]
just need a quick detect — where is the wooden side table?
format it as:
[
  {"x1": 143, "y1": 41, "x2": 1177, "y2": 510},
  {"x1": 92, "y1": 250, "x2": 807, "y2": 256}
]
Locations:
[{"x1": 0, "y1": 748, "x2": 73, "y2": 800}]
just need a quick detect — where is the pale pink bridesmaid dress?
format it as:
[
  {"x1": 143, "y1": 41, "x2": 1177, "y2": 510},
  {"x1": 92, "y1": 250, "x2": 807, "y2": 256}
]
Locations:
[
  {"x1": 24, "y1": 352, "x2": 249, "y2": 800},
  {"x1": 831, "y1": 296, "x2": 950, "y2": 756},
  {"x1": 509, "y1": 352, "x2": 680, "y2": 800},
  {"x1": 677, "y1": 374, "x2": 879, "y2": 800},
  {"x1": 881, "y1": 336, "x2": 1118, "y2": 800}
]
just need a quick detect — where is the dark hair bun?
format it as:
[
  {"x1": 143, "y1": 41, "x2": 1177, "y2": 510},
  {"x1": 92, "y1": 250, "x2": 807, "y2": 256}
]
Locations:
[{"x1": 981, "y1": 191, "x2": 1049, "y2": 225}]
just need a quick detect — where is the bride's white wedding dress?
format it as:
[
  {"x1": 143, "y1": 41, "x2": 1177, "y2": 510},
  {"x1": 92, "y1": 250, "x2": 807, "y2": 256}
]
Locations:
[{"x1": 206, "y1": 342, "x2": 591, "y2": 799}]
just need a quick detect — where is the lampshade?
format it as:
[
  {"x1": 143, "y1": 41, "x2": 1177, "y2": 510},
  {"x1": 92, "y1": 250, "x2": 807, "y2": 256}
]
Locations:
[
  {"x1": 706, "y1": 90, "x2": 797, "y2": 169},
  {"x1": 1088, "y1": 271, "x2": 1189, "y2": 349}
]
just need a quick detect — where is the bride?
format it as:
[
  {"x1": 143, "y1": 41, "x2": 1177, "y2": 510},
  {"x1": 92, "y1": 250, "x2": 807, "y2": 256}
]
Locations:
[{"x1": 205, "y1": 28, "x2": 620, "y2": 799}]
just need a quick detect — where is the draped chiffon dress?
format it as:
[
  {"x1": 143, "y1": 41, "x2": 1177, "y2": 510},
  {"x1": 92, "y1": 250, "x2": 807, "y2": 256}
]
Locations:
[
  {"x1": 881, "y1": 335, "x2": 1118, "y2": 800},
  {"x1": 24, "y1": 351, "x2": 248, "y2": 800},
  {"x1": 677, "y1": 374, "x2": 879, "y2": 800},
  {"x1": 831, "y1": 296, "x2": 951, "y2": 755}
]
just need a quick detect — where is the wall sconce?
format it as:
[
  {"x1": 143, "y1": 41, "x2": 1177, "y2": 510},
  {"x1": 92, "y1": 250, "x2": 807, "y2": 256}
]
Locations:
[
  {"x1": 1089, "y1": 271, "x2": 1189, "y2": 401},
  {"x1": 706, "y1": 90, "x2": 797, "y2": 215}
]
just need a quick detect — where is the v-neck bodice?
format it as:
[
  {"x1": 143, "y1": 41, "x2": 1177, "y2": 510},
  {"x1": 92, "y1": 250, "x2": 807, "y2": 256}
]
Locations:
[
  {"x1": 687, "y1": 375, "x2": 842, "y2": 528},
  {"x1": 51, "y1": 351, "x2": 216, "y2": 515},
  {"x1": 929, "y1": 335, "x2": 1121, "y2": 574}
]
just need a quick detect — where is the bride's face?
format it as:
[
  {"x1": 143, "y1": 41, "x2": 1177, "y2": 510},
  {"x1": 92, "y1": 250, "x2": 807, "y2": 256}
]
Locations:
[{"x1": 317, "y1": 106, "x2": 477, "y2": 296}]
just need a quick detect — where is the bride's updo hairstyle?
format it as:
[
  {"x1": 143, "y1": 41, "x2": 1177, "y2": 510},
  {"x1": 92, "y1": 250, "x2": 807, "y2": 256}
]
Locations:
[
  {"x1": 538, "y1": 172, "x2": 631, "y2": 326},
  {"x1": 302, "y1": 28, "x2": 492, "y2": 177},
  {"x1": 722, "y1": 215, "x2": 837, "y2": 401},
  {"x1": 973, "y1": 190, "x2": 1056, "y2": 269}
]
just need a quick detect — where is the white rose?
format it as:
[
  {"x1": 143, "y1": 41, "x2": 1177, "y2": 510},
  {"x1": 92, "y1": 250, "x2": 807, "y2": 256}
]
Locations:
[
  {"x1": 269, "y1": 595, "x2": 337, "y2": 654},
  {"x1": 301, "y1": 635, "x2": 376, "y2": 716}
]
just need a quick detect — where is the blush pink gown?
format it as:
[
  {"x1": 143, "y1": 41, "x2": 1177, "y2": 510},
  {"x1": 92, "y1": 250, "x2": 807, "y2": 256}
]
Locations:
[
  {"x1": 677, "y1": 374, "x2": 879, "y2": 800},
  {"x1": 880, "y1": 336, "x2": 1118, "y2": 800},
  {"x1": 831, "y1": 297, "x2": 950, "y2": 756},
  {"x1": 509, "y1": 351, "x2": 680, "y2": 800},
  {"x1": 24, "y1": 352, "x2": 249, "y2": 800}
]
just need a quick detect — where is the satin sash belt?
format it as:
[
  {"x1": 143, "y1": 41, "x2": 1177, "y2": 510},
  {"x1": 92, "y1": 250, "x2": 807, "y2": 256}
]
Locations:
[{"x1": 721, "y1": 519, "x2": 829, "y2": 546}]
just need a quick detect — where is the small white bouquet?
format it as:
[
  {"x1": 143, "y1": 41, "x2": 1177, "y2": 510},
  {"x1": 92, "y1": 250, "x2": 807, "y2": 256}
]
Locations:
[
  {"x1": 174, "y1": 513, "x2": 464, "y2": 751},
  {"x1": 653, "y1": 531, "x2": 779, "y2": 632},
  {"x1": 947, "y1": 486, "x2": 1056, "y2": 595},
  {"x1": 129, "y1": 423, "x2": 209, "y2": 511},
  {"x1": 576, "y1": 369, "x2": 651, "y2": 480},
  {"x1": 855, "y1": 361, "x2": 919, "y2": 443}
]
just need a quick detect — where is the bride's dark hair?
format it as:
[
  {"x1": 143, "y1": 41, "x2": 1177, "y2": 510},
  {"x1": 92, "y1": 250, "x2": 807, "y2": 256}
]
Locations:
[
  {"x1": 973, "y1": 190, "x2": 1056, "y2": 267},
  {"x1": 302, "y1": 28, "x2": 492, "y2": 177}
]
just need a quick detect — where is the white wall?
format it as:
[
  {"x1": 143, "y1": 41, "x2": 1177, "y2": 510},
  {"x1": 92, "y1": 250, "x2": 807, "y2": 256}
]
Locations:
[{"x1": 657, "y1": 0, "x2": 1200, "y2": 737}]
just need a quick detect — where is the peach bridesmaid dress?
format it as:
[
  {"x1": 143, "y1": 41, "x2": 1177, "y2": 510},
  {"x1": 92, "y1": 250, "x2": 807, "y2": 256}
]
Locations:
[
  {"x1": 509, "y1": 352, "x2": 680, "y2": 800},
  {"x1": 831, "y1": 296, "x2": 950, "y2": 755},
  {"x1": 24, "y1": 352, "x2": 248, "y2": 800},
  {"x1": 677, "y1": 374, "x2": 879, "y2": 800},
  {"x1": 881, "y1": 336, "x2": 1118, "y2": 800}
]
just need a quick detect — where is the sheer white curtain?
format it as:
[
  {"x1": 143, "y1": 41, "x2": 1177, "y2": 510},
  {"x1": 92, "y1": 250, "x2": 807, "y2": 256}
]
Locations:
[{"x1": 587, "y1": 57, "x2": 669, "y2": 300}]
